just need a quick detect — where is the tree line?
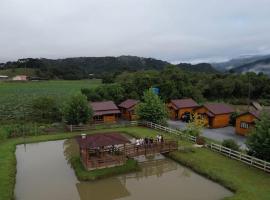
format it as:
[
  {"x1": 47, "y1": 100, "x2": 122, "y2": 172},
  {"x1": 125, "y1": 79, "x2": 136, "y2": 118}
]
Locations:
[{"x1": 82, "y1": 66, "x2": 270, "y2": 105}]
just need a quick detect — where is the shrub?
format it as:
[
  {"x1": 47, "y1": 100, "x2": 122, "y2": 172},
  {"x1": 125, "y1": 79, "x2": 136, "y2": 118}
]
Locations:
[
  {"x1": 246, "y1": 112, "x2": 270, "y2": 161},
  {"x1": 222, "y1": 139, "x2": 240, "y2": 151}
]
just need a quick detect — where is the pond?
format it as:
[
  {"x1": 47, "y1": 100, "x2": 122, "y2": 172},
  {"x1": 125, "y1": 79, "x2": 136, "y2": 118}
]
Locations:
[{"x1": 15, "y1": 140, "x2": 233, "y2": 200}]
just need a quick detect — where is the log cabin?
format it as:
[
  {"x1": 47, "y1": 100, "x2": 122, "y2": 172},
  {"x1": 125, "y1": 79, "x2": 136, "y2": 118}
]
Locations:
[
  {"x1": 235, "y1": 111, "x2": 260, "y2": 136},
  {"x1": 167, "y1": 98, "x2": 198, "y2": 121},
  {"x1": 118, "y1": 99, "x2": 139, "y2": 120},
  {"x1": 194, "y1": 103, "x2": 234, "y2": 128},
  {"x1": 90, "y1": 101, "x2": 120, "y2": 123}
]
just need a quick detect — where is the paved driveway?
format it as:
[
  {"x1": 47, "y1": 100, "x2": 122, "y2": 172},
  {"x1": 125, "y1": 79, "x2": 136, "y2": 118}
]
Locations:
[{"x1": 168, "y1": 120, "x2": 247, "y2": 149}]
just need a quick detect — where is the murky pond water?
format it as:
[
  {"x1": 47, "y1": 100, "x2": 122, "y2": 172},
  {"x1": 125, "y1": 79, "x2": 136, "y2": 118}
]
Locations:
[{"x1": 15, "y1": 140, "x2": 233, "y2": 200}]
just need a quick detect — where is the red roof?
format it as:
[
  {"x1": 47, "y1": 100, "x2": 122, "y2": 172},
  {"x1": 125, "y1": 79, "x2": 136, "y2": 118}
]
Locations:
[
  {"x1": 204, "y1": 103, "x2": 234, "y2": 115},
  {"x1": 118, "y1": 99, "x2": 139, "y2": 109},
  {"x1": 90, "y1": 101, "x2": 120, "y2": 116},
  {"x1": 171, "y1": 98, "x2": 198, "y2": 109},
  {"x1": 76, "y1": 133, "x2": 130, "y2": 148}
]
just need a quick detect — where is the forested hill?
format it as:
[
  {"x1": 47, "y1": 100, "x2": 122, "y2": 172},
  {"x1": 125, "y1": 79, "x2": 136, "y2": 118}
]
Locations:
[
  {"x1": 1, "y1": 56, "x2": 218, "y2": 79},
  {"x1": 176, "y1": 63, "x2": 219, "y2": 73}
]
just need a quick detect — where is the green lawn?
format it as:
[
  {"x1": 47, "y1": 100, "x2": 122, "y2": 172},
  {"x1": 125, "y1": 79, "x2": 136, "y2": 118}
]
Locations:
[
  {"x1": 0, "y1": 126, "x2": 269, "y2": 200},
  {"x1": 0, "y1": 79, "x2": 101, "y2": 121}
]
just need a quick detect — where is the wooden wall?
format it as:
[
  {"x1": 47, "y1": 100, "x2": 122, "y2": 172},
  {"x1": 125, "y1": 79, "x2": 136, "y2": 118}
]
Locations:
[
  {"x1": 235, "y1": 114, "x2": 256, "y2": 136},
  {"x1": 120, "y1": 107, "x2": 137, "y2": 121},
  {"x1": 210, "y1": 114, "x2": 231, "y2": 128},
  {"x1": 104, "y1": 115, "x2": 117, "y2": 123}
]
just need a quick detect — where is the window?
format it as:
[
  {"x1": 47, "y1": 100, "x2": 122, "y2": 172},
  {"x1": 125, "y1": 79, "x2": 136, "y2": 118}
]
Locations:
[
  {"x1": 94, "y1": 115, "x2": 103, "y2": 121},
  {"x1": 240, "y1": 121, "x2": 249, "y2": 129}
]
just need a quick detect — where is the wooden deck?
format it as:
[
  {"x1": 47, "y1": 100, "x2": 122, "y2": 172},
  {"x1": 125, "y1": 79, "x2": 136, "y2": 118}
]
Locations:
[{"x1": 84, "y1": 140, "x2": 178, "y2": 170}]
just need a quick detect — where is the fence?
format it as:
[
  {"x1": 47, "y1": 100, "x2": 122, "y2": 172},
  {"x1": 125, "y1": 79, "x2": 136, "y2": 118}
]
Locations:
[
  {"x1": 139, "y1": 121, "x2": 270, "y2": 173},
  {"x1": 66, "y1": 121, "x2": 138, "y2": 132},
  {"x1": 66, "y1": 120, "x2": 270, "y2": 173}
]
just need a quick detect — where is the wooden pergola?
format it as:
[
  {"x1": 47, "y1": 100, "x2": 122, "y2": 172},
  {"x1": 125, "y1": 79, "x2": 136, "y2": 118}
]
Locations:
[
  {"x1": 76, "y1": 133, "x2": 130, "y2": 170},
  {"x1": 76, "y1": 132, "x2": 178, "y2": 171}
]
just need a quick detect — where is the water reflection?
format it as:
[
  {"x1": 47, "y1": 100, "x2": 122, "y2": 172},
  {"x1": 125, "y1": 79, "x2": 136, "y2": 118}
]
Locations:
[{"x1": 15, "y1": 139, "x2": 233, "y2": 200}]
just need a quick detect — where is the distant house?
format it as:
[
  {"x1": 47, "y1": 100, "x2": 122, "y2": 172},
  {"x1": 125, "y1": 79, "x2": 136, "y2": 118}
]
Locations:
[
  {"x1": 12, "y1": 75, "x2": 28, "y2": 81},
  {"x1": 167, "y1": 98, "x2": 198, "y2": 121},
  {"x1": 0, "y1": 75, "x2": 8, "y2": 80},
  {"x1": 235, "y1": 111, "x2": 260, "y2": 136},
  {"x1": 194, "y1": 103, "x2": 234, "y2": 128},
  {"x1": 90, "y1": 101, "x2": 120, "y2": 123},
  {"x1": 118, "y1": 99, "x2": 139, "y2": 120}
]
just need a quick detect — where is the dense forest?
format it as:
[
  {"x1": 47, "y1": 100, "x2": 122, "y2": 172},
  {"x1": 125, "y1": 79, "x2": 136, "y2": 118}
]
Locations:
[
  {"x1": 1, "y1": 56, "x2": 217, "y2": 79},
  {"x1": 82, "y1": 66, "x2": 270, "y2": 105}
]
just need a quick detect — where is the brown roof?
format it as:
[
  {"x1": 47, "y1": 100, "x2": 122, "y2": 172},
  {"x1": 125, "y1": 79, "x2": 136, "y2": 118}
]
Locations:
[
  {"x1": 90, "y1": 101, "x2": 120, "y2": 116},
  {"x1": 204, "y1": 103, "x2": 234, "y2": 115},
  {"x1": 171, "y1": 98, "x2": 198, "y2": 109},
  {"x1": 118, "y1": 99, "x2": 139, "y2": 109},
  {"x1": 76, "y1": 133, "x2": 130, "y2": 148},
  {"x1": 237, "y1": 110, "x2": 261, "y2": 119}
]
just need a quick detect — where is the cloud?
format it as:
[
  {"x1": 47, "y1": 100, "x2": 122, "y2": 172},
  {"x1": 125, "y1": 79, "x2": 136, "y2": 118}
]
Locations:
[{"x1": 0, "y1": 0, "x2": 270, "y2": 63}]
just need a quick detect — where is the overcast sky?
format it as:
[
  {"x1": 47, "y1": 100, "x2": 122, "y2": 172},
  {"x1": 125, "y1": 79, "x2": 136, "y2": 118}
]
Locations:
[{"x1": 1, "y1": 0, "x2": 270, "y2": 63}]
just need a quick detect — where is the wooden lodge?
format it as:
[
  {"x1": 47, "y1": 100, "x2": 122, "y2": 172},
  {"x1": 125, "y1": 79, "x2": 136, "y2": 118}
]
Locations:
[
  {"x1": 118, "y1": 99, "x2": 139, "y2": 120},
  {"x1": 235, "y1": 111, "x2": 260, "y2": 136},
  {"x1": 167, "y1": 98, "x2": 198, "y2": 121},
  {"x1": 194, "y1": 103, "x2": 234, "y2": 128},
  {"x1": 76, "y1": 133, "x2": 178, "y2": 171},
  {"x1": 90, "y1": 101, "x2": 120, "y2": 123}
]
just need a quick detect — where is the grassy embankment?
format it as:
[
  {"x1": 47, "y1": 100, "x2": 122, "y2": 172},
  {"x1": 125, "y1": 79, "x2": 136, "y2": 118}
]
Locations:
[{"x1": 0, "y1": 126, "x2": 270, "y2": 200}]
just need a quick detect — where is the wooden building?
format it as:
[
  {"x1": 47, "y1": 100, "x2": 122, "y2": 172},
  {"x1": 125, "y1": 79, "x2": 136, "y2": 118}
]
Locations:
[
  {"x1": 76, "y1": 133, "x2": 131, "y2": 170},
  {"x1": 235, "y1": 111, "x2": 260, "y2": 136},
  {"x1": 76, "y1": 132, "x2": 178, "y2": 171},
  {"x1": 194, "y1": 103, "x2": 234, "y2": 128},
  {"x1": 167, "y1": 98, "x2": 198, "y2": 121},
  {"x1": 118, "y1": 99, "x2": 139, "y2": 120},
  {"x1": 90, "y1": 101, "x2": 120, "y2": 123}
]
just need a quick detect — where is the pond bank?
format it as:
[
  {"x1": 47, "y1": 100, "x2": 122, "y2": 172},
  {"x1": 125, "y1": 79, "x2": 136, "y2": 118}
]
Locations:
[{"x1": 0, "y1": 126, "x2": 270, "y2": 200}]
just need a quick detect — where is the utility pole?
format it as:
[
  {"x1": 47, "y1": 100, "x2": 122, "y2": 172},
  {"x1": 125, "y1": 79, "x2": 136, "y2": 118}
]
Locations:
[{"x1": 247, "y1": 74, "x2": 251, "y2": 111}]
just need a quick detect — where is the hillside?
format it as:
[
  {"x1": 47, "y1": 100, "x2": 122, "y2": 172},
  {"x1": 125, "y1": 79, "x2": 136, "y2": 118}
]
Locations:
[
  {"x1": 212, "y1": 54, "x2": 270, "y2": 73},
  {"x1": 177, "y1": 63, "x2": 219, "y2": 73},
  {"x1": 231, "y1": 58, "x2": 270, "y2": 75},
  {"x1": 1, "y1": 56, "x2": 218, "y2": 79}
]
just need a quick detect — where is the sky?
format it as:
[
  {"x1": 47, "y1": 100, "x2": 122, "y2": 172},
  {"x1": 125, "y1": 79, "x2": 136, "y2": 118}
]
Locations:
[{"x1": 1, "y1": 0, "x2": 270, "y2": 63}]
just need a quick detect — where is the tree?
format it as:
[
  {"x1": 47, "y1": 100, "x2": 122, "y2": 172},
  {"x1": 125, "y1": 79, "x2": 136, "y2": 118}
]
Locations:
[
  {"x1": 246, "y1": 112, "x2": 270, "y2": 161},
  {"x1": 135, "y1": 89, "x2": 168, "y2": 125},
  {"x1": 63, "y1": 94, "x2": 92, "y2": 125},
  {"x1": 31, "y1": 96, "x2": 61, "y2": 123},
  {"x1": 184, "y1": 113, "x2": 205, "y2": 137}
]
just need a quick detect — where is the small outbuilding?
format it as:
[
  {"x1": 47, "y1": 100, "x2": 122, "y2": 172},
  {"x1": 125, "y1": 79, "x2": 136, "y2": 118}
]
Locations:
[
  {"x1": 12, "y1": 75, "x2": 28, "y2": 81},
  {"x1": 118, "y1": 99, "x2": 139, "y2": 120},
  {"x1": 90, "y1": 101, "x2": 120, "y2": 123},
  {"x1": 194, "y1": 103, "x2": 234, "y2": 128},
  {"x1": 167, "y1": 98, "x2": 198, "y2": 121},
  {"x1": 235, "y1": 111, "x2": 260, "y2": 136}
]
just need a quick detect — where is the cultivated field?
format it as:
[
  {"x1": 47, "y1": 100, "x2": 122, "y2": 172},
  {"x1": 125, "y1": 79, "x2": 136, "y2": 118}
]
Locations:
[{"x1": 0, "y1": 79, "x2": 101, "y2": 121}]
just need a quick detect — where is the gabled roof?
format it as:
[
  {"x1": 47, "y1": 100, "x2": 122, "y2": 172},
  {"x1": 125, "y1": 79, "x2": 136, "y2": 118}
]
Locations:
[
  {"x1": 118, "y1": 99, "x2": 139, "y2": 109},
  {"x1": 90, "y1": 101, "x2": 120, "y2": 116},
  {"x1": 170, "y1": 98, "x2": 198, "y2": 109},
  {"x1": 237, "y1": 110, "x2": 261, "y2": 119},
  {"x1": 76, "y1": 133, "x2": 130, "y2": 148},
  {"x1": 204, "y1": 103, "x2": 234, "y2": 115}
]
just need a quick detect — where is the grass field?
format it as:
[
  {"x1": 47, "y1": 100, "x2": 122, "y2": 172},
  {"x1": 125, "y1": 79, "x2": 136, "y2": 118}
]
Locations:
[
  {"x1": 0, "y1": 79, "x2": 101, "y2": 121},
  {"x1": 0, "y1": 126, "x2": 270, "y2": 200}
]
